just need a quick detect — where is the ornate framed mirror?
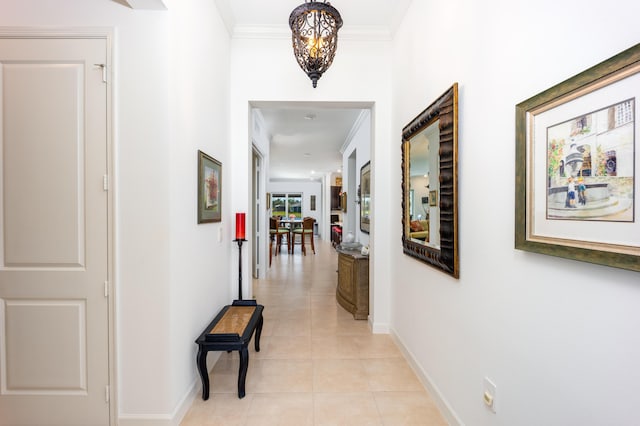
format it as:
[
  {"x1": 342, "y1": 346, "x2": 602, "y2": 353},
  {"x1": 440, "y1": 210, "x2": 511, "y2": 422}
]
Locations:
[{"x1": 401, "y1": 83, "x2": 459, "y2": 278}]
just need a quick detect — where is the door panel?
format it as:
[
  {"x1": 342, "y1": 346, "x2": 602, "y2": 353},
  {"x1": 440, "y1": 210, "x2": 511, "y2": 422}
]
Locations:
[
  {"x1": 3, "y1": 299, "x2": 86, "y2": 392},
  {"x1": 3, "y1": 62, "x2": 85, "y2": 267},
  {"x1": 0, "y1": 37, "x2": 110, "y2": 425}
]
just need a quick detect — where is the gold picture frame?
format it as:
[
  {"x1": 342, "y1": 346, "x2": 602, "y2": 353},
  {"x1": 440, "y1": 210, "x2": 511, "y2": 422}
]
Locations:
[{"x1": 401, "y1": 83, "x2": 459, "y2": 278}]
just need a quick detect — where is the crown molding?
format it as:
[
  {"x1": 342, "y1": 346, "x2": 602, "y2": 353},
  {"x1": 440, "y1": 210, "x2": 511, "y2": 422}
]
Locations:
[
  {"x1": 115, "y1": 0, "x2": 167, "y2": 10},
  {"x1": 231, "y1": 25, "x2": 391, "y2": 41},
  {"x1": 340, "y1": 110, "x2": 370, "y2": 154}
]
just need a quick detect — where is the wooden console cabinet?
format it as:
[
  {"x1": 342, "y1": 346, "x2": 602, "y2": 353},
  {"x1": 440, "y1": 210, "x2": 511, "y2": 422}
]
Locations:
[{"x1": 336, "y1": 248, "x2": 369, "y2": 320}]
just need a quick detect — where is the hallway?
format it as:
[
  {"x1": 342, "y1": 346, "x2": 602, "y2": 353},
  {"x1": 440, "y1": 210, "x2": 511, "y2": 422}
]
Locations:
[{"x1": 181, "y1": 239, "x2": 447, "y2": 425}]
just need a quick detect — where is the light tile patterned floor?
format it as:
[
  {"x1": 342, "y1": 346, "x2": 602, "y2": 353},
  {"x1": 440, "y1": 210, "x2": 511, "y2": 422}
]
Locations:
[{"x1": 181, "y1": 239, "x2": 448, "y2": 426}]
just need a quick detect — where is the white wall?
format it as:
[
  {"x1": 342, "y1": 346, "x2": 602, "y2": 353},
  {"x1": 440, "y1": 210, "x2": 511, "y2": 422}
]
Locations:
[
  {"x1": 167, "y1": 0, "x2": 230, "y2": 422},
  {"x1": 391, "y1": 1, "x2": 640, "y2": 425},
  {"x1": 341, "y1": 110, "x2": 371, "y2": 248},
  {"x1": 0, "y1": 1, "x2": 231, "y2": 424},
  {"x1": 229, "y1": 35, "x2": 393, "y2": 332}
]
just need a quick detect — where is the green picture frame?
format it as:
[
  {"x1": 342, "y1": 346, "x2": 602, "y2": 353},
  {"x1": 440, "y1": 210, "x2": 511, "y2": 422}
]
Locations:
[
  {"x1": 515, "y1": 44, "x2": 640, "y2": 272},
  {"x1": 197, "y1": 150, "x2": 222, "y2": 223}
]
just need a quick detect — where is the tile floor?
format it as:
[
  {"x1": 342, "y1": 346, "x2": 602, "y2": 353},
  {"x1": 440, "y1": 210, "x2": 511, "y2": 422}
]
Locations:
[{"x1": 181, "y1": 239, "x2": 448, "y2": 426}]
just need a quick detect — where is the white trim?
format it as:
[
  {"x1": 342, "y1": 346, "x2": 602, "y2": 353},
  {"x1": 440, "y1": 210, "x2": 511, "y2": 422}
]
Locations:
[
  {"x1": 117, "y1": 415, "x2": 174, "y2": 426},
  {"x1": 341, "y1": 110, "x2": 370, "y2": 154},
  {"x1": 118, "y1": 352, "x2": 220, "y2": 426},
  {"x1": 0, "y1": 26, "x2": 115, "y2": 38},
  {"x1": 230, "y1": 25, "x2": 392, "y2": 41},
  {"x1": 391, "y1": 328, "x2": 466, "y2": 426},
  {"x1": 104, "y1": 27, "x2": 118, "y2": 426},
  {"x1": 117, "y1": 380, "x2": 197, "y2": 426},
  {"x1": 370, "y1": 318, "x2": 390, "y2": 334},
  {"x1": 118, "y1": 0, "x2": 167, "y2": 10}
]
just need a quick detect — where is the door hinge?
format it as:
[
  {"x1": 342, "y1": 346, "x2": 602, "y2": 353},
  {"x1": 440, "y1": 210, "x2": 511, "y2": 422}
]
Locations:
[
  {"x1": 104, "y1": 281, "x2": 109, "y2": 298},
  {"x1": 105, "y1": 385, "x2": 110, "y2": 402},
  {"x1": 103, "y1": 175, "x2": 109, "y2": 191},
  {"x1": 94, "y1": 63, "x2": 107, "y2": 83}
]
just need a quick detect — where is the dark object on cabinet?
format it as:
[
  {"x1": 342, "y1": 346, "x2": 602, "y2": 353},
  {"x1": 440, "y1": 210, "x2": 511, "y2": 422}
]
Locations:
[
  {"x1": 331, "y1": 224, "x2": 342, "y2": 246},
  {"x1": 331, "y1": 186, "x2": 341, "y2": 210},
  {"x1": 336, "y1": 248, "x2": 369, "y2": 320}
]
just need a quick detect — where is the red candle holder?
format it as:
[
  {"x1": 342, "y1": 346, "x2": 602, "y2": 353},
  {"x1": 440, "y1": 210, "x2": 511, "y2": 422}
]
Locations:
[
  {"x1": 235, "y1": 212, "x2": 246, "y2": 240},
  {"x1": 234, "y1": 212, "x2": 247, "y2": 300}
]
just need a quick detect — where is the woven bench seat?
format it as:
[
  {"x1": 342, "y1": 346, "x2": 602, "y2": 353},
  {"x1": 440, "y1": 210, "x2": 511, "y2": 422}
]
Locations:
[{"x1": 195, "y1": 300, "x2": 264, "y2": 399}]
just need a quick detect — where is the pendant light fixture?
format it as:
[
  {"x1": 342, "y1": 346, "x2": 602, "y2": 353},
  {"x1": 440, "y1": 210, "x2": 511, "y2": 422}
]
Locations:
[{"x1": 289, "y1": 1, "x2": 343, "y2": 88}]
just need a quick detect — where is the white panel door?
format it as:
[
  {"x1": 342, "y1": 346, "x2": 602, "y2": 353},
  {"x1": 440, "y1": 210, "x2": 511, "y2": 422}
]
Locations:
[{"x1": 0, "y1": 37, "x2": 110, "y2": 425}]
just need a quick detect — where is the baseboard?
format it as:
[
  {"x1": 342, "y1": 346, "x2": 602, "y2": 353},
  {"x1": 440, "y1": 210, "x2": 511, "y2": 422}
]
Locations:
[
  {"x1": 170, "y1": 377, "x2": 200, "y2": 426},
  {"x1": 117, "y1": 414, "x2": 174, "y2": 426},
  {"x1": 118, "y1": 352, "x2": 219, "y2": 426},
  {"x1": 390, "y1": 328, "x2": 465, "y2": 426},
  {"x1": 369, "y1": 317, "x2": 389, "y2": 334},
  {"x1": 117, "y1": 380, "x2": 198, "y2": 426}
]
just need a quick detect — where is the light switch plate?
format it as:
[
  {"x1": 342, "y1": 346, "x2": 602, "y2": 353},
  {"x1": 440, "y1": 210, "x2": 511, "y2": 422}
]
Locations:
[{"x1": 483, "y1": 377, "x2": 497, "y2": 413}]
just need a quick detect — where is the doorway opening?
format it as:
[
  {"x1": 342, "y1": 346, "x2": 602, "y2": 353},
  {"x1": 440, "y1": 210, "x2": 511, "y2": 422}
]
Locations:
[{"x1": 249, "y1": 100, "x2": 373, "y2": 297}]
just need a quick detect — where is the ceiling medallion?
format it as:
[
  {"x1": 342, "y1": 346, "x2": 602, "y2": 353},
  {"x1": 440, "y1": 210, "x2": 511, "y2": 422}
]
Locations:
[{"x1": 289, "y1": 1, "x2": 343, "y2": 88}]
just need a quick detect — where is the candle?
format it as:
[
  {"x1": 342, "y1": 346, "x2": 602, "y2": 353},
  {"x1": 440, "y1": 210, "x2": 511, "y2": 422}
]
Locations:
[{"x1": 235, "y1": 212, "x2": 246, "y2": 240}]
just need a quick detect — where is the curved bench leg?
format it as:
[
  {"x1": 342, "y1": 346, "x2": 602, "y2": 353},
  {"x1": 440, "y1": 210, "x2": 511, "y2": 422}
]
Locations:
[
  {"x1": 196, "y1": 347, "x2": 210, "y2": 400},
  {"x1": 254, "y1": 314, "x2": 264, "y2": 352},
  {"x1": 237, "y1": 346, "x2": 249, "y2": 398}
]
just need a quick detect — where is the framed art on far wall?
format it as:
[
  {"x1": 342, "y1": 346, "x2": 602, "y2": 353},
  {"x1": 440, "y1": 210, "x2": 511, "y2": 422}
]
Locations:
[
  {"x1": 360, "y1": 161, "x2": 371, "y2": 233},
  {"x1": 197, "y1": 150, "x2": 222, "y2": 223},
  {"x1": 515, "y1": 43, "x2": 640, "y2": 272},
  {"x1": 429, "y1": 190, "x2": 438, "y2": 207}
]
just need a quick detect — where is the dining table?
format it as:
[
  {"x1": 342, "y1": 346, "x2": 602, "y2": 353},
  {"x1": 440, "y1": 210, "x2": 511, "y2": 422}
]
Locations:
[
  {"x1": 276, "y1": 218, "x2": 303, "y2": 252},
  {"x1": 278, "y1": 217, "x2": 303, "y2": 230}
]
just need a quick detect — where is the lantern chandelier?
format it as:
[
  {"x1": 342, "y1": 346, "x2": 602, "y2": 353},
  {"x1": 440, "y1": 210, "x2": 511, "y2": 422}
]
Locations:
[{"x1": 289, "y1": 0, "x2": 343, "y2": 88}]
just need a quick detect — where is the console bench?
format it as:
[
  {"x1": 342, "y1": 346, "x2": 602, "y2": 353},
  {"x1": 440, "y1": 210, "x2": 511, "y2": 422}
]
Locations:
[{"x1": 195, "y1": 300, "x2": 264, "y2": 399}]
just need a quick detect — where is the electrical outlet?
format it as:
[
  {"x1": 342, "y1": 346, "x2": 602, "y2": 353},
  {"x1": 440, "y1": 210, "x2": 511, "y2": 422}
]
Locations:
[{"x1": 483, "y1": 377, "x2": 497, "y2": 413}]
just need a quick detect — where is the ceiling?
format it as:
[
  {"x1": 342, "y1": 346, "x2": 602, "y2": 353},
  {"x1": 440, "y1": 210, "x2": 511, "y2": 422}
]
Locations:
[
  {"x1": 214, "y1": 0, "x2": 411, "y2": 37},
  {"x1": 258, "y1": 106, "x2": 366, "y2": 181},
  {"x1": 215, "y1": 0, "x2": 411, "y2": 181}
]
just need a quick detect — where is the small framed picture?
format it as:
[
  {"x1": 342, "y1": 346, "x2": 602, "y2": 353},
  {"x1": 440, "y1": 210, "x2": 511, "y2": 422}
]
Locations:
[
  {"x1": 360, "y1": 161, "x2": 371, "y2": 233},
  {"x1": 197, "y1": 150, "x2": 222, "y2": 223},
  {"x1": 429, "y1": 190, "x2": 438, "y2": 206}
]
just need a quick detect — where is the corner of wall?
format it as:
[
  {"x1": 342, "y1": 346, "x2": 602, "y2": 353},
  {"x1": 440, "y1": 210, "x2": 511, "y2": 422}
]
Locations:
[{"x1": 390, "y1": 328, "x2": 465, "y2": 426}]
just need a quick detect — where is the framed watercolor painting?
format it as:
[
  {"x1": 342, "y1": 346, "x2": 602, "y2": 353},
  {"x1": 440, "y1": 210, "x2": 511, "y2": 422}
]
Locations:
[
  {"x1": 515, "y1": 44, "x2": 640, "y2": 272},
  {"x1": 197, "y1": 150, "x2": 222, "y2": 223}
]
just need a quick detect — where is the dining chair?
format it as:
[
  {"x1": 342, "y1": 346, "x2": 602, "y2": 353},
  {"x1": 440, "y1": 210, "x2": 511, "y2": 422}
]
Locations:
[
  {"x1": 291, "y1": 217, "x2": 315, "y2": 255},
  {"x1": 269, "y1": 217, "x2": 290, "y2": 266}
]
